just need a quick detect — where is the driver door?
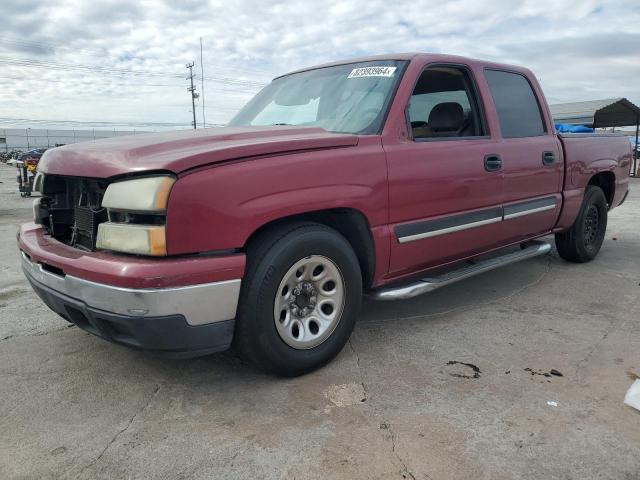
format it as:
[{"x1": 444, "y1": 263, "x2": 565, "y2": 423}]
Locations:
[{"x1": 383, "y1": 64, "x2": 507, "y2": 278}]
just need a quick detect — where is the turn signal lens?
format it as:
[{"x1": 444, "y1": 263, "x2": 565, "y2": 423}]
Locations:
[{"x1": 96, "y1": 223, "x2": 167, "y2": 256}]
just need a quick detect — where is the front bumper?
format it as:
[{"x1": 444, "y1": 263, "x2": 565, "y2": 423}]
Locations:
[
  {"x1": 21, "y1": 251, "x2": 240, "y2": 326},
  {"x1": 27, "y1": 276, "x2": 235, "y2": 358},
  {"x1": 19, "y1": 224, "x2": 245, "y2": 357}
]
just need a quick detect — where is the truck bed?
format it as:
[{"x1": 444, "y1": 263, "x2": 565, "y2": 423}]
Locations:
[{"x1": 558, "y1": 132, "x2": 631, "y2": 209}]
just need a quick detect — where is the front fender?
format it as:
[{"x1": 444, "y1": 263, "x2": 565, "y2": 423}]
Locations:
[{"x1": 164, "y1": 142, "x2": 387, "y2": 255}]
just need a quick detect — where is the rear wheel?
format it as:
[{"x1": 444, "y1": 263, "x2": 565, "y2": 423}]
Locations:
[
  {"x1": 234, "y1": 222, "x2": 362, "y2": 376},
  {"x1": 555, "y1": 185, "x2": 608, "y2": 263}
]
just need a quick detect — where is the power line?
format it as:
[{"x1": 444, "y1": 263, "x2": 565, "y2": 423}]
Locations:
[
  {"x1": 0, "y1": 35, "x2": 275, "y2": 77},
  {"x1": 0, "y1": 56, "x2": 267, "y2": 88},
  {"x1": 0, "y1": 73, "x2": 260, "y2": 95}
]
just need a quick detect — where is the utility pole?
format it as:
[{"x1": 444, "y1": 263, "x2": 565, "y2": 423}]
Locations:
[{"x1": 186, "y1": 62, "x2": 199, "y2": 129}]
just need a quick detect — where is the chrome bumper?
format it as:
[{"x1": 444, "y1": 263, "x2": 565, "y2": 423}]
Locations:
[{"x1": 21, "y1": 252, "x2": 241, "y2": 326}]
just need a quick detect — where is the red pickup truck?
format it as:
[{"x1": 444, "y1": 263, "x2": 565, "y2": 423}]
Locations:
[{"x1": 19, "y1": 53, "x2": 631, "y2": 376}]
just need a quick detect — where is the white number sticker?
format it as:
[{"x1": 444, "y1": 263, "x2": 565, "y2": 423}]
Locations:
[{"x1": 347, "y1": 66, "x2": 397, "y2": 78}]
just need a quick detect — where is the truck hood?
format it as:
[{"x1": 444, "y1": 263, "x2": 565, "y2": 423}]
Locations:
[{"x1": 38, "y1": 126, "x2": 359, "y2": 178}]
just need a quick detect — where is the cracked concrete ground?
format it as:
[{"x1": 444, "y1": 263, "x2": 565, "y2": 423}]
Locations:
[{"x1": 1, "y1": 162, "x2": 639, "y2": 479}]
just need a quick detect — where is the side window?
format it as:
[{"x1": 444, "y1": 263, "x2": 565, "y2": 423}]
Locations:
[
  {"x1": 484, "y1": 70, "x2": 545, "y2": 138},
  {"x1": 408, "y1": 66, "x2": 485, "y2": 140}
]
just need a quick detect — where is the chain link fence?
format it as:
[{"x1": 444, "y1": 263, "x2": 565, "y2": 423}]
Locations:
[{"x1": 0, "y1": 128, "x2": 151, "y2": 152}]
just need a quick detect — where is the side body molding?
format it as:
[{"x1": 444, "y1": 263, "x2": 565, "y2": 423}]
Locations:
[{"x1": 395, "y1": 197, "x2": 557, "y2": 244}]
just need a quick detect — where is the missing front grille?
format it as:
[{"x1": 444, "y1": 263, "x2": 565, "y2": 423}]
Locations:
[{"x1": 40, "y1": 176, "x2": 108, "y2": 251}]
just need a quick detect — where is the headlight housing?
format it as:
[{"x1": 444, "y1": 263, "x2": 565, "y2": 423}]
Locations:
[
  {"x1": 101, "y1": 175, "x2": 175, "y2": 213},
  {"x1": 96, "y1": 175, "x2": 175, "y2": 256}
]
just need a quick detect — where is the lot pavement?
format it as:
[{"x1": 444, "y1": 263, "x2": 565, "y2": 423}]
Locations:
[{"x1": 1, "y1": 161, "x2": 639, "y2": 479}]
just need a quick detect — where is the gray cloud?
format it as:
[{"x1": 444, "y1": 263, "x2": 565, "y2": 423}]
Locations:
[{"x1": 1, "y1": 0, "x2": 639, "y2": 128}]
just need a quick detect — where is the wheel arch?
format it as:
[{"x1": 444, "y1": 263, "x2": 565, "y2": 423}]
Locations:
[
  {"x1": 588, "y1": 171, "x2": 615, "y2": 207},
  {"x1": 243, "y1": 208, "x2": 376, "y2": 289}
]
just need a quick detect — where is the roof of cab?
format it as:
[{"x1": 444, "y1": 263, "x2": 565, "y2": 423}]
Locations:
[{"x1": 276, "y1": 53, "x2": 533, "y2": 79}]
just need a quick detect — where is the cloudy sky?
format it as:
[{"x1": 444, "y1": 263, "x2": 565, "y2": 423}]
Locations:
[{"x1": 2, "y1": 0, "x2": 640, "y2": 130}]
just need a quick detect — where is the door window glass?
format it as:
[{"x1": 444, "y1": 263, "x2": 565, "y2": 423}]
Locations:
[
  {"x1": 484, "y1": 69, "x2": 545, "y2": 138},
  {"x1": 408, "y1": 66, "x2": 485, "y2": 139}
]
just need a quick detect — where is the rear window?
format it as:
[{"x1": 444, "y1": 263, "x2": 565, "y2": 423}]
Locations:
[{"x1": 484, "y1": 69, "x2": 545, "y2": 138}]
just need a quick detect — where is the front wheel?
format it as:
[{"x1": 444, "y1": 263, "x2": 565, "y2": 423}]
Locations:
[
  {"x1": 555, "y1": 185, "x2": 608, "y2": 263},
  {"x1": 234, "y1": 223, "x2": 362, "y2": 376}
]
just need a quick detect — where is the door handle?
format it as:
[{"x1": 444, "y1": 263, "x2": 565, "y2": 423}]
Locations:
[
  {"x1": 542, "y1": 151, "x2": 556, "y2": 166},
  {"x1": 484, "y1": 154, "x2": 502, "y2": 172}
]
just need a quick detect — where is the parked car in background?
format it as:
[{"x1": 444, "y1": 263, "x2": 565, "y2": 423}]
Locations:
[
  {"x1": 19, "y1": 148, "x2": 47, "y2": 162},
  {"x1": 2, "y1": 150, "x2": 23, "y2": 164},
  {"x1": 18, "y1": 53, "x2": 631, "y2": 376},
  {"x1": 16, "y1": 149, "x2": 47, "y2": 197}
]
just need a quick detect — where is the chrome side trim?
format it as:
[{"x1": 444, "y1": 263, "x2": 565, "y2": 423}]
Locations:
[
  {"x1": 396, "y1": 197, "x2": 557, "y2": 244},
  {"x1": 397, "y1": 216, "x2": 502, "y2": 243},
  {"x1": 503, "y1": 204, "x2": 556, "y2": 220},
  {"x1": 372, "y1": 240, "x2": 551, "y2": 300},
  {"x1": 21, "y1": 252, "x2": 240, "y2": 326}
]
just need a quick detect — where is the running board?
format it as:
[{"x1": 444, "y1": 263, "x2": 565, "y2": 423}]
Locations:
[{"x1": 372, "y1": 240, "x2": 551, "y2": 301}]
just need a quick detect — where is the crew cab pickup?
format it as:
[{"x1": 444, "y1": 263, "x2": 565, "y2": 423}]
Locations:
[{"x1": 19, "y1": 53, "x2": 631, "y2": 376}]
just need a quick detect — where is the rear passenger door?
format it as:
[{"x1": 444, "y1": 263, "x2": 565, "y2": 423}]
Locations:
[{"x1": 482, "y1": 69, "x2": 563, "y2": 243}]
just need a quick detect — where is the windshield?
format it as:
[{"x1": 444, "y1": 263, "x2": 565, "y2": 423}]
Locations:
[{"x1": 228, "y1": 60, "x2": 406, "y2": 135}]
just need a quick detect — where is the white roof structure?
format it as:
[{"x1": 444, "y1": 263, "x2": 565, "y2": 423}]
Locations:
[{"x1": 550, "y1": 98, "x2": 640, "y2": 128}]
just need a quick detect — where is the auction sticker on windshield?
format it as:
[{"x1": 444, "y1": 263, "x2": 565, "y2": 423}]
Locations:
[{"x1": 347, "y1": 66, "x2": 397, "y2": 78}]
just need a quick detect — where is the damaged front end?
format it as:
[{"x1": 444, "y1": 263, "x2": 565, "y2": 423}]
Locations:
[{"x1": 33, "y1": 173, "x2": 109, "y2": 251}]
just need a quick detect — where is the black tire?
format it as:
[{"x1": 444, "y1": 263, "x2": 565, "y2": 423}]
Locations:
[
  {"x1": 234, "y1": 222, "x2": 362, "y2": 376},
  {"x1": 555, "y1": 185, "x2": 608, "y2": 263}
]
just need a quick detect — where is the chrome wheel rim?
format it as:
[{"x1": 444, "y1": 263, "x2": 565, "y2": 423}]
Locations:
[{"x1": 273, "y1": 255, "x2": 345, "y2": 349}]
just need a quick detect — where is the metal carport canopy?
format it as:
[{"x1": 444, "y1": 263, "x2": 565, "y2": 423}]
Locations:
[{"x1": 549, "y1": 98, "x2": 640, "y2": 128}]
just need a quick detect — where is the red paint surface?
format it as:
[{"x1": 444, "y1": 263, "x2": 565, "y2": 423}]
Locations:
[{"x1": 22, "y1": 53, "x2": 631, "y2": 290}]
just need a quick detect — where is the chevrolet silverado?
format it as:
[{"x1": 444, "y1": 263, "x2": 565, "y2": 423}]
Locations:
[{"x1": 19, "y1": 53, "x2": 631, "y2": 376}]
